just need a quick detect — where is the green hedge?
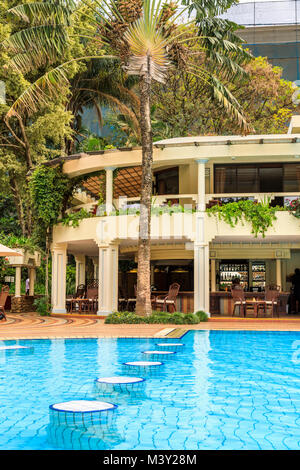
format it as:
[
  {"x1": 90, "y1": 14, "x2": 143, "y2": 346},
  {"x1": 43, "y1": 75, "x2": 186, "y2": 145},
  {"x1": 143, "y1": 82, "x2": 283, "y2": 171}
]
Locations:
[{"x1": 104, "y1": 310, "x2": 209, "y2": 324}]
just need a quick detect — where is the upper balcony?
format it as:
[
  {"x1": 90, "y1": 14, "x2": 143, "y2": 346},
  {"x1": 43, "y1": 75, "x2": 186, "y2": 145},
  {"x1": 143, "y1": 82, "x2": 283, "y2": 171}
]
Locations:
[{"x1": 51, "y1": 124, "x2": 300, "y2": 246}]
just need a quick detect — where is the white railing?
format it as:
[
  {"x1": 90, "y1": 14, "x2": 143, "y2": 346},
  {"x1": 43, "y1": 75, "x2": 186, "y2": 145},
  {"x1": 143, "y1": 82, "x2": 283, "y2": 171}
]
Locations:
[
  {"x1": 67, "y1": 192, "x2": 300, "y2": 215},
  {"x1": 205, "y1": 192, "x2": 300, "y2": 205}
]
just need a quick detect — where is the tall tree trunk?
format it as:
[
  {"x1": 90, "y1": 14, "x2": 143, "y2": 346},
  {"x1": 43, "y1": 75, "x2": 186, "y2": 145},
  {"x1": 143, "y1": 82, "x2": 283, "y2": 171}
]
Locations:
[{"x1": 136, "y1": 58, "x2": 153, "y2": 316}]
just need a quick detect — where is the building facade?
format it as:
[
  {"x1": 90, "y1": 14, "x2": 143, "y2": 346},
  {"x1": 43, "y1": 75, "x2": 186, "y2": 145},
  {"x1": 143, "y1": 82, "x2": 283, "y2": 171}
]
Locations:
[
  {"x1": 220, "y1": 0, "x2": 300, "y2": 81},
  {"x1": 50, "y1": 116, "x2": 300, "y2": 316}
]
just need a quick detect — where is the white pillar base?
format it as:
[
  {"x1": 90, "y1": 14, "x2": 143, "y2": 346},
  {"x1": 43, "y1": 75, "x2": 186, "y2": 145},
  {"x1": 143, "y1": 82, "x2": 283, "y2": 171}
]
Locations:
[
  {"x1": 97, "y1": 310, "x2": 111, "y2": 316},
  {"x1": 52, "y1": 308, "x2": 67, "y2": 314}
]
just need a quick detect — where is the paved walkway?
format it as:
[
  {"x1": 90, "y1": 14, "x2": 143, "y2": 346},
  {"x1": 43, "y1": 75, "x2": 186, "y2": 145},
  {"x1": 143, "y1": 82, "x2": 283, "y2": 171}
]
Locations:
[{"x1": 1, "y1": 313, "x2": 300, "y2": 340}]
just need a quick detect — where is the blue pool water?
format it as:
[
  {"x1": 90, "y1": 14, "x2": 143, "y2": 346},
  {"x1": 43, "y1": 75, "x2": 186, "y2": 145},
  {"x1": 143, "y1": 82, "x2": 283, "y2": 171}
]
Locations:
[{"x1": 1, "y1": 330, "x2": 300, "y2": 450}]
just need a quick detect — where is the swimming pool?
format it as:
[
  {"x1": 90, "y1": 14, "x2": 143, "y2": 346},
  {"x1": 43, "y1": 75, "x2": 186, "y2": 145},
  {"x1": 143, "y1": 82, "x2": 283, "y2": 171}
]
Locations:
[{"x1": 0, "y1": 330, "x2": 300, "y2": 450}]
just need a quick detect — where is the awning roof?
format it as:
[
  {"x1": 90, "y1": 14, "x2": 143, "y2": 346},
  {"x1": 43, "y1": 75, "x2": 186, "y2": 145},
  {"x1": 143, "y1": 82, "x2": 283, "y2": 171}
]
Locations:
[{"x1": 82, "y1": 166, "x2": 142, "y2": 198}]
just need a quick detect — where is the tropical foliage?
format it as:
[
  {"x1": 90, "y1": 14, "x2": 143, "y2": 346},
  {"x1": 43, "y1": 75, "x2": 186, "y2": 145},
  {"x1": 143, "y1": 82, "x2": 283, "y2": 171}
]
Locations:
[
  {"x1": 105, "y1": 310, "x2": 208, "y2": 324},
  {"x1": 152, "y1": 55, "x2": 297, "y2": 137},
  {"x1": 3, "y1": 0, "x2": 255, "y2": 315},
  {"x1": 206, "y1": 199, "x2": 281, "y2": 237}
]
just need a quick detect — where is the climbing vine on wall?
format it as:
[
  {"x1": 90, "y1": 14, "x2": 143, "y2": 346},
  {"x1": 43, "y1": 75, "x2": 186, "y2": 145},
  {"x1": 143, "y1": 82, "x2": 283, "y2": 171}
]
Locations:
[
  {"x1": 29, "y1": 165, "x2": 75, "y2": 228},
  {"x1": 206, "y1": 200, "x2": 282, "y2": 237}
]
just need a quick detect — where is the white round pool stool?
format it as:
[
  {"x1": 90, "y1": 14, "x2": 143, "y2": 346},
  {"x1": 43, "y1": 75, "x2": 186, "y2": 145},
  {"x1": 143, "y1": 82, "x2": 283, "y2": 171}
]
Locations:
[
  {"x1": 123, "y1": 361, "x2": 163, "y2": 374},
  {"x1": 49, "y1": 400, "x2": 117, "y2": 428},
  {"x1": 142, "y1": 350, "x2": 176, "y2": 360},
  {"x1": 95, "y1": 376, "x2": 146, "y2": 394}
]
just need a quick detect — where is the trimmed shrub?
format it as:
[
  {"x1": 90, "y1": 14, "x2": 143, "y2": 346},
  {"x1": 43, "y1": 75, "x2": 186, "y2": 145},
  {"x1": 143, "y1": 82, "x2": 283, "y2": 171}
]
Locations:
[
  {"x1": 34, "y1": 296, "x2": 50, "y2": 316},
  {"x1": 105, "y1": 312, "x2": 147, "y2": 324},
  {"x1": 182, "y1": 313, "x2": 200, "y2": 324},
  {"x1": 195, "y1": 310, "x2": 209, "y2": 322},
  {"x1": 104, "y1": 310, "x2": 203, "y2": 324}
]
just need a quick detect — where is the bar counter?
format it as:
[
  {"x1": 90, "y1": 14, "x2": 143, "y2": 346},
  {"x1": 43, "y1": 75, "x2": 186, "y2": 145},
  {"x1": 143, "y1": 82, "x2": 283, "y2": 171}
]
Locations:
[
  {"x1": 210, "y1": 291, "x2": 289, "y2": 315},
  {"x1": 152, "y1": 291, "x2": 289, "y2": 315}
]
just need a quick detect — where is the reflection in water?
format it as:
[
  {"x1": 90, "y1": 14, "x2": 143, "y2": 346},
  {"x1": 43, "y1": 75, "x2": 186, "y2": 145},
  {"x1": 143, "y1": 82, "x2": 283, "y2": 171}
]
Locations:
[
  {"x1": 93, "y1": 383, "x2": 147, "y2": 405},
  {"x1": 47, "y1": 422, "x2": 123, "y2": 450},
  {"x1": 190, "y1": 331, "x2": 212, "y2": 444},
  {"x1": 49, "y1": 339, "x2": 65, "y2": 393}
]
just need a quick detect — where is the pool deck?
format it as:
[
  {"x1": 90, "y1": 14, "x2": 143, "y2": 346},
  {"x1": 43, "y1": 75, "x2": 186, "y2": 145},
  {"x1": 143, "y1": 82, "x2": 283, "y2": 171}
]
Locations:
[{"x1": 1, "y1": 313, "x2": 300, "y2": 340}]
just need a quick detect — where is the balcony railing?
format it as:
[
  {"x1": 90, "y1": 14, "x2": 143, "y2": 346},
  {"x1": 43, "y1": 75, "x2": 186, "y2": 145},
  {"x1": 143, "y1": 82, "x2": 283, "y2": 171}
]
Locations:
[
  {"x1": 206, "y1": 192, "x2": 300, "y2": 208},
  {"x1": 67, "y1": 192, "x2": 300, "y2": 217}
]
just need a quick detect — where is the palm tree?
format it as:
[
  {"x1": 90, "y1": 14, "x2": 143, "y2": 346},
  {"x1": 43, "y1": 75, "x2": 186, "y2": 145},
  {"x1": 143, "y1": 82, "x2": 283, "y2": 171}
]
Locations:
[{"x1": 4, "y1": 0, "x2": 252, "y2": 315}]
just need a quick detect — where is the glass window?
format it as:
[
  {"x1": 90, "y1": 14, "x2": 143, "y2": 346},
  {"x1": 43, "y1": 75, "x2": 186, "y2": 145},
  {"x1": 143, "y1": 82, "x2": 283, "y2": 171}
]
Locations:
[
  {"x1": 283, "y1": 164, "x2": 300, "y2": 192},
  {"x1": 214, "y1": 163, "x2": 300, "y2": 194},
  {"x1": 155, "y1": 167, "x2": 179, "y2": 195},
  {"x1": 236, "y1": 166, "x2": 259, "y2": 193},
  {"x1": 214, "y1": 166, "x2": 236, "y2": 193},
  {"x1": 259, "y1": 166, "x2": 283, "y2": 192}
]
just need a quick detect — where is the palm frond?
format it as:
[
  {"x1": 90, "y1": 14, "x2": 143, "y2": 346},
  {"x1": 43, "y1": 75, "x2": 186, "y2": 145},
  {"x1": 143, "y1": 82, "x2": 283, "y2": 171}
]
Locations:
[
  {"x1": 198, "y1": 50, "x2": 248, "y2": 81},
  {"x1": 77, "y1": 87, "x2": 141, "y2": 138},
  {"x1": 8, "y1": 1, "x2": 74, "y2": 26},
  {"x1": 6, "y1": 56, "x2": 111, "y2": 117},
  {"x1": 123, "y1": 3, "x2": 170, "y2": 82},
  {"x1": 4, "y1": 25, "x2": 69, "y2": 57},
  {"x1": 182, "y1": 0, "x2": 237, "y2": 19},
  {"x1": 208, "y1": 74, "x2": 253, "y2": 133}
]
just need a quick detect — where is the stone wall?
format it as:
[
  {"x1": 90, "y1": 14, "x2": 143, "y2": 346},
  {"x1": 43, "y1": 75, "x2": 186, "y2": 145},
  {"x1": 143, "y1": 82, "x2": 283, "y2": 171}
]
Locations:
[{"x1": 11, "y1": 296, "x2": 36, "y2": 313}]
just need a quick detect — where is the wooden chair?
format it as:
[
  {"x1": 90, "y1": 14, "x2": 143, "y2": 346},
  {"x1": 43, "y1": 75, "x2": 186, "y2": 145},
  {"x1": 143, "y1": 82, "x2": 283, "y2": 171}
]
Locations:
[
  {"x1": 79, "y1": 281, "x2": 99, "y2": 313},
  {"x1": 231, "y1": 285, "x2": 246, "y2": 317},
  {"x1": 118, "y1": 286, "x2": 127, "y2": 311},
  {"x1": 85, "y1": 285, "x2": 98, "y2": 313},
  {"x1": 127, "y1": 284, "x2": 137, "y2": 312},
  {"x1": 261, "y1": 284, "x2": 280, "y2": 317},
  {"x1": 154, "y1": 283, "x2": 180, "y2": 313},
  {"x1": 0, "y1": 285, "x2": 9, "y2": 320},
  {"x1": 69, "y1": 284, "x2": 86, "y2": 313}
]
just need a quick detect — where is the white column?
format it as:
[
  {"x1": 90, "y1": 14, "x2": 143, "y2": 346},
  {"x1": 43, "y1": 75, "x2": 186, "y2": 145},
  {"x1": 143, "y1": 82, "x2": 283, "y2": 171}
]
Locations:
[
  {"x1": 97, "y1": 243, "x2": 119, "y2": 315},
  {"x1": 105, "y1": 167, "x2": 115, "y2": 214},
  {"x1": 196, "y1": 159, "x2": 209, "y2": 211},
  {"x1": 276, "y1": 258, "x2": 282, "y2": 290},
  {"x1": 15, "y1": 266, "x2": 21, "y2": 297},
  {"x1": 211, "y1": 259, "x2": 216, "y2": 292},
  {"x1": 194, "y1": 159, "x2": 210, "y2": 316},
  {"x1": 29, "y1": 267, "x2": 35, "y2": 296},
  {"x1": 194, "y1": 243, "x2": 210, "y2": 314},
  {"x1": 75, "y1": 255, "x2": 86, "y2": 287},
  {"x1": 51, "y1": 243, "x2": 67, "y2": 313}
]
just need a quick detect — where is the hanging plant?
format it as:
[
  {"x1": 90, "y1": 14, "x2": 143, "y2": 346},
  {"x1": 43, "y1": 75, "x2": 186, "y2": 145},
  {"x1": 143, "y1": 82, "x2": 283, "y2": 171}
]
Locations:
[
  {"x1": 287, "y1": 198, "x2": 300, "y2": 218},
  {"x1": 60, "y1": 208, "x2": 93, "y2": 227},
  {"x1": 206, "y1": 199, "x2": 281, "y2": 237}
]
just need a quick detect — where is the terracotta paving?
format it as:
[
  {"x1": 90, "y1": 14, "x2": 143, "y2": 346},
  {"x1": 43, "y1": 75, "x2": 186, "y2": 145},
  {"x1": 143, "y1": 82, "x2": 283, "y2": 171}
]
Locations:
[{"x1": 1, "y1": 313, "x2": 300, "y2": 340}]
